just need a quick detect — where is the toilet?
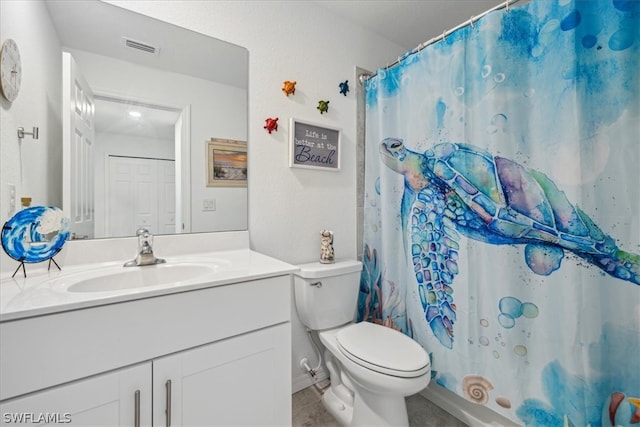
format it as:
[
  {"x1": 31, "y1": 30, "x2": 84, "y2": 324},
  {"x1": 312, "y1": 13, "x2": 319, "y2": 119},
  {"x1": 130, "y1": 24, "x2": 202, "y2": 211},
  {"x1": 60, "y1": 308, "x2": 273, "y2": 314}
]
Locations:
[{"x1": 294, "y1": 260, "x2": 431, "y2": 426}]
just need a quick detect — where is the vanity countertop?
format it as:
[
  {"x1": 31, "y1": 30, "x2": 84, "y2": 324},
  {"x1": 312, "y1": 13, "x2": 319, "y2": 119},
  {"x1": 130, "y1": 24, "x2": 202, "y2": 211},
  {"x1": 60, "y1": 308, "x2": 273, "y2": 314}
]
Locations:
[{"x1": 0, "y1": 249, "x2": 298, "y2": 322}]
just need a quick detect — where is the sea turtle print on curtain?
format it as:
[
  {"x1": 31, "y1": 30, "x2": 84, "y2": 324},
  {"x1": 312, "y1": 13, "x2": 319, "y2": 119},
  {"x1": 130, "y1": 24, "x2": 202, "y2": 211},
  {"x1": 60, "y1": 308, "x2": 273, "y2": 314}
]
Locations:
[{"x1": 359, "y1": 0, "x2": 640, "y2": 425}]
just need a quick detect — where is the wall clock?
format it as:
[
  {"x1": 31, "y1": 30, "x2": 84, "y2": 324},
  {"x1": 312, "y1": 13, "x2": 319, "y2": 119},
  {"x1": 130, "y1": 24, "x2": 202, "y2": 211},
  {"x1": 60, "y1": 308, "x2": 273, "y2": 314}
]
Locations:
[{"x1": 0, "y1": 38, "x2": 22, "y2": 102}]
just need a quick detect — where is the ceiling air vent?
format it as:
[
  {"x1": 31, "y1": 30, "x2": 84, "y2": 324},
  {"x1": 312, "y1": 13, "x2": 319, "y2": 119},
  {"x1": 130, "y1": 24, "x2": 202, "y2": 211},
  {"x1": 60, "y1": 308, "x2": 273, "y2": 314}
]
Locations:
[{"x1": 122, "y1": 37, "x2": 160, "y2": 55}]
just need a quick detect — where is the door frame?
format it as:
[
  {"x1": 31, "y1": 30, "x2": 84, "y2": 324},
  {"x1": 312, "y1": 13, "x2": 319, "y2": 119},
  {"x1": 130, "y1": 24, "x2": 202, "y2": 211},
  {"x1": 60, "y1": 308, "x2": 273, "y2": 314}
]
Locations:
[{"x1": 62, "y1": 52, "x2": 96, "y2": 238}]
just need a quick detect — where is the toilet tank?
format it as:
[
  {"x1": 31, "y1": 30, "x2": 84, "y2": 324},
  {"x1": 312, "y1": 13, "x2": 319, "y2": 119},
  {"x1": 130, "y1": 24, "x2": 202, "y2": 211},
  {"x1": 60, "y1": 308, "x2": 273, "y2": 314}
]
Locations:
[{"x1": 293, "y1": 260, "x2": 363, "y2": 330}]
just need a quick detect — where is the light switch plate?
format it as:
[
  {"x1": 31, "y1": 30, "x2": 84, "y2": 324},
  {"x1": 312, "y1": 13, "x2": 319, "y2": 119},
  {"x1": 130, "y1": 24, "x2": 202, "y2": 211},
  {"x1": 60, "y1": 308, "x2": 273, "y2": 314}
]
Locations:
[{"x1": 203, "y1": 198, "x2": 216, "y2": 212}]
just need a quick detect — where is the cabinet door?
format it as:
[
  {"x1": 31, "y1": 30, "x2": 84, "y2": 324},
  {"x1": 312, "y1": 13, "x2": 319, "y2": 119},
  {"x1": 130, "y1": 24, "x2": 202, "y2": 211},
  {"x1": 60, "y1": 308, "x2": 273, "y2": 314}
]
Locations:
[
  {"x1": 153, "y1": 323, "x2": 291, "y2": 427},
  {"x1": 0, "y1": 363, "x2": 151, "y2": 426}
]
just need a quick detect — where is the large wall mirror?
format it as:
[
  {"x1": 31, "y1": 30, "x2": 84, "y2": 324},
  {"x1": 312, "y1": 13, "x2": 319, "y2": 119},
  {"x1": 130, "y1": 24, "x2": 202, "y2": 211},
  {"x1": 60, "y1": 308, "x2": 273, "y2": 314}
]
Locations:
[{"x1": 1, "y1": 0, "x2": 248, "y2": 239}]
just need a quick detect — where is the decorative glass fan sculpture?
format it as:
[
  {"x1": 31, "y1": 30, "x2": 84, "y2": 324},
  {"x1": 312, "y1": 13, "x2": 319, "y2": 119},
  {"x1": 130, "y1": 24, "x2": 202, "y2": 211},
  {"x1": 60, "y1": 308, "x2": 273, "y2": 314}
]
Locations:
[{"x1": 1, "y1": 206, "x2": 70, "y2": 278}]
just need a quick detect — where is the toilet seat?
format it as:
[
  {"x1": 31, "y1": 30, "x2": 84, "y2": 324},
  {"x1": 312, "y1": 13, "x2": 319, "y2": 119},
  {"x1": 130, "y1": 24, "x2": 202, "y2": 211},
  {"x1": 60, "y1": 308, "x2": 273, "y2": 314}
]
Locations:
[{"x1": 335, "y1": 322, "x2": 430, "y2": 378}]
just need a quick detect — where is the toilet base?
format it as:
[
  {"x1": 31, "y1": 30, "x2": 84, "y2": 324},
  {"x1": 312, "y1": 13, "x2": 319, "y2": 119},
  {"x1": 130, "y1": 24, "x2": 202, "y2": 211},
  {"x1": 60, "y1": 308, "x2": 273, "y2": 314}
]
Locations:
[
  {"x1": 323, "y1": 386, "x2": 353, "y2": 426},
  {"x1": 322, "y1": 382, "x2": 410, "y2": 426},
  {"x1": 351, "y1": 388, "x2": 409, "y2": 426}
]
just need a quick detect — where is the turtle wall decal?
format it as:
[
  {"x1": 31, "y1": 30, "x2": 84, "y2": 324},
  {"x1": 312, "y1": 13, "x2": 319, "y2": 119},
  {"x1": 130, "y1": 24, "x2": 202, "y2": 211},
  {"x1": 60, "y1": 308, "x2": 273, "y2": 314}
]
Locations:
[
  {"x1": 263, "y1": 117, "x2": 279, "y2": 134},
  {"x1": 282, "y1": 80, "x2": 296, "y2": 96},
  {"x1": 339, "y1": 80, "x2": 349, "y2": 96},
  {"x1": 379, "y1": 138, "x2": 640, "y2": 349},
  {"x1": 317, "y1": 100, "x2": 330, "y2": 114}
]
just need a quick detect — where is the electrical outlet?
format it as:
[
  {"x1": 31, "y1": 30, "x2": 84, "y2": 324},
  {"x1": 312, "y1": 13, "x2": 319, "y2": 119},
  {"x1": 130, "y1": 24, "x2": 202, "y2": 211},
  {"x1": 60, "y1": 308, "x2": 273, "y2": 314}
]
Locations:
[
  {"x1": 202, "y1": 198, "x2": 216, "y2": 212},
  {"x1": 8, "y1": 184, "x2": 16, "y2": 216}
]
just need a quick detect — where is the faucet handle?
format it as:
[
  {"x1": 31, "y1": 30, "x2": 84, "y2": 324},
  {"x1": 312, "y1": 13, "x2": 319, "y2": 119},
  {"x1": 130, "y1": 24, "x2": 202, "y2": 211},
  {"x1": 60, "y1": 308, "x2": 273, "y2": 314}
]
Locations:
[
  {"x1": 136, "y1": 228, "x2": 153, "y2": 253},
  {"x1": 125, "y1": 227, "x2": 164, "y2": 267},
  {"x1": 136, "y1": 227, "x2": 150, "y2": 237}
]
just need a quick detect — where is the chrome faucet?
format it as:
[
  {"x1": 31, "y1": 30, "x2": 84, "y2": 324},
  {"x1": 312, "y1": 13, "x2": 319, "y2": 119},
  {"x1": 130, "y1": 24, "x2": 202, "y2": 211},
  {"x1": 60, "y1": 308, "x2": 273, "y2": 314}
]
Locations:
[{"x1": 124, "y1": 228, "x2": 166, "y2": 267}]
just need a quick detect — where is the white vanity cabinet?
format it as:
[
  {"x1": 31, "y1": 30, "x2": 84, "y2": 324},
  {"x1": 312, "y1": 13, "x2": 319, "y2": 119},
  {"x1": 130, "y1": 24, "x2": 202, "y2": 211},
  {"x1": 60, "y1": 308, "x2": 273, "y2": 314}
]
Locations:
[{"x1": 0, "y1": 272, "x2": 292, "y2": 427}]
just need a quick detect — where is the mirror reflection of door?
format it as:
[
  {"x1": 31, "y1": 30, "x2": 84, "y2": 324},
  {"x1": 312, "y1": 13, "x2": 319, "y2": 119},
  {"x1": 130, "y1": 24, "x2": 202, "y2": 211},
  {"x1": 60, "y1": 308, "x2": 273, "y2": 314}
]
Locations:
[
  {"x1": 93, "y1": 98, "x2": 181, "y2": 238},
  {"x1": 107, "y1": 156, "x2": 175, "y2": 237},
  {"x1": 62, "y1": 52, "x2": 95, "y2": 239}
]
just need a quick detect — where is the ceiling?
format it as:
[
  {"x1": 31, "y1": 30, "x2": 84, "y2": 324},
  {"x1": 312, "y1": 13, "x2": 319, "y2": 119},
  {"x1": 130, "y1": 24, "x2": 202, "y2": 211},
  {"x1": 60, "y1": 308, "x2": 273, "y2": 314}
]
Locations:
[
  {"x1": 314, "y1": 0, "x2": 510, "y2": 52},
  {"x1": 45, "y1": 0, "x2": 248, "y2": 89},
  {"x1": 94, "y1": 98, "x2": 180, "y2": 140},
  {"x1": 51, "y1": 0, "x2": 512, "y2": 138},
  {"x1": 45, "y1": 0, "x2": 246, "y2": 139}
]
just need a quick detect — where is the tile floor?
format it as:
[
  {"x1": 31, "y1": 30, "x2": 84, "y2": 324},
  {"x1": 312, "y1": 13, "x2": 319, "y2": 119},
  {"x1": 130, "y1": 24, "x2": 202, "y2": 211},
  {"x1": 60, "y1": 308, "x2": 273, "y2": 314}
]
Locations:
[{"x1": 292, "y1": 383, "x2": 468, "y2": 427}]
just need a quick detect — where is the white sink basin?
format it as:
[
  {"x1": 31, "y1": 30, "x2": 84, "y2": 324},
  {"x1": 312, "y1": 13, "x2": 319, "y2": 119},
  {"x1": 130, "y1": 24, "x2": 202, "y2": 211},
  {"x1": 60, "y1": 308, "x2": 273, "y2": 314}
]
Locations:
[{"x1": 67, "y1": 263, "x2": 223, "y2": 293}]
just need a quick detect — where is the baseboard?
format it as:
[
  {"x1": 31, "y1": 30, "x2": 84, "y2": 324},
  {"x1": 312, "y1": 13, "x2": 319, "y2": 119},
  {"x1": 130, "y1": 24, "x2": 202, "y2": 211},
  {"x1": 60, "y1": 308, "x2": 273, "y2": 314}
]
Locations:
[
  {"x1": 292, "y1": 367, "x2": 328, "y2": 394},
  {"x1": 293, "y1": 368, "x2": 519, "y2": 426},
  {"x1": 420, "y1": 383, "x2": 520, "y2": 426}
]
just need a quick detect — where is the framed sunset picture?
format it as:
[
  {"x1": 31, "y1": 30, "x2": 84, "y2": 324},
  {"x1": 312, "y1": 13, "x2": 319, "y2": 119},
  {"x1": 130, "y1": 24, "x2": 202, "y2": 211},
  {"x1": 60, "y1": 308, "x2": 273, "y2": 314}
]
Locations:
[{"x1": 206, "y1": 138, "x2": 247, "y2": 187}]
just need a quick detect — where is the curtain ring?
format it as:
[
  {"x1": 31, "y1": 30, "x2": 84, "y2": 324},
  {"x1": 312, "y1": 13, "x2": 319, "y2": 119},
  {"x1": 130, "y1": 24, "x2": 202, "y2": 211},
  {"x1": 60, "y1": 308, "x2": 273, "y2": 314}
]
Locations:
[
  {"x1": 442, "y1": 31, "x2": 447, "y2": 41},
  {"x1": 506, "y1": 1, "x2": 510, "y2": 12},
  {"x1": 469, "y1": 16, "x2": 475, "y2": 29}
]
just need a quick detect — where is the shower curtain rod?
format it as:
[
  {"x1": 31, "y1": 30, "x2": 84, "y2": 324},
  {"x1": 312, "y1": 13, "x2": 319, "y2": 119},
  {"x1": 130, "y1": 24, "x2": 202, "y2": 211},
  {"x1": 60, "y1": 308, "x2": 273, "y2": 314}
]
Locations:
[{"x1": 359, "y1": 0, "x2": 522, "y2": 82}]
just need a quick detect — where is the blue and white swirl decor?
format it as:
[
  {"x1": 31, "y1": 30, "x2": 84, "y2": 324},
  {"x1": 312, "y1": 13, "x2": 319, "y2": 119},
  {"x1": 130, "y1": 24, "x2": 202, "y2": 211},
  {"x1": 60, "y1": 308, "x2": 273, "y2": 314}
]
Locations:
[{"x1": 1, "y1": 206, "x2": 70, "y2": 276}]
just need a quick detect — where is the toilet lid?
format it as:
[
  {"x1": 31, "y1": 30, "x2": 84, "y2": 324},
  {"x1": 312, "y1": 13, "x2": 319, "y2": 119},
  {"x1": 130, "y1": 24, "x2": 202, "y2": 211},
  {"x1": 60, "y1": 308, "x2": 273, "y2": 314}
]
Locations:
[{"x1": 336, "y1": 322, "x2": 430, "y2": 378}]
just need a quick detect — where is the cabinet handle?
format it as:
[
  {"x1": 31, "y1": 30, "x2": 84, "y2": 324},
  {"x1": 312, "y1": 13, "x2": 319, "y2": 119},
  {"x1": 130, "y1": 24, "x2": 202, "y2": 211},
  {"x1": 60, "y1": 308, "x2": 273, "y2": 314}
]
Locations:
[
  {"x1": 165, "y1": 379, "x2": 172, "y2": 427},
  {"x1": 134, "y1": 390, "x2": 141, "y2": 427}
]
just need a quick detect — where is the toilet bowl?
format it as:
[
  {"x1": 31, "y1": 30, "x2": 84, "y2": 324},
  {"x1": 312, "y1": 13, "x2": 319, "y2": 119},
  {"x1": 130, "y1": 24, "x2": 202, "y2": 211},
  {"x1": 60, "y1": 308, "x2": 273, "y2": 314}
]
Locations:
[
  {"x1": 320, "y1": 322, "x2": 431, "y2": 426},
  {"x1": 293, "y1": 260, "x2": 431, "y2": 426}
]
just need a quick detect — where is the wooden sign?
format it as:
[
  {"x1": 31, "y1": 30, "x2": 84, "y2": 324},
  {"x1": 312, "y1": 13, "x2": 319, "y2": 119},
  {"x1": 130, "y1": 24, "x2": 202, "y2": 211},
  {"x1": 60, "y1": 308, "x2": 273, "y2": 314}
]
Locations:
[{"x1": 289, "y1": 118, "x2": 340, "y2": 171}]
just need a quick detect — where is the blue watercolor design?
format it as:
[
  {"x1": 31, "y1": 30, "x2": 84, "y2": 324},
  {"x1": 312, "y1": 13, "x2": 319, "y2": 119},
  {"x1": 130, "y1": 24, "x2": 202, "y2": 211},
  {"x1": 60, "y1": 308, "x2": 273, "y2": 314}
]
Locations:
[
  {"x1": 358, "y1": 244, "x2": 383, "y2": 324},
  {"x1": 1, "y1": 206, "x2": 70, "y2": 263},
  {"x1": 435, "y1": 372, "x2": 457, "y2": 390},
  {"x1": 435, "y1": 98, "x2": 446, "y2": 129},
  {"x1": 498, "y1": 296, "x2": 539, "y2": 329},
  {"x1": 561, "y1": 10, "x2": 582, "y2": 31},
  {"x1": 365, "y1": 0, "x2": 639, "y2": 137},
  {"x1": 379, "y1": 138, "x2": 639, "y2": 348},
  {"x1": 358, "y1": 243, "x2": 409, "y2": 333},
  {"x1": 516, "y1": 323, "x2": 640, "y2": 426},
  {"x1": 361, "y1": 0, "x2": 639, "y2": 423}
]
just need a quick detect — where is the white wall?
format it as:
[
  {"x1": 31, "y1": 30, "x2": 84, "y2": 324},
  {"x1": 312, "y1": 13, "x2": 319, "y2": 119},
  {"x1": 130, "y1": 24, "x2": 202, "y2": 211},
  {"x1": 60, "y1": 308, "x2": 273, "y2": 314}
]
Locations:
[
  {"x1": 108, "y1": 0, "x2": 406, "y2": 392},
  {"x1": 0, "y1": 0, "x2": 62, "y2": 221}
]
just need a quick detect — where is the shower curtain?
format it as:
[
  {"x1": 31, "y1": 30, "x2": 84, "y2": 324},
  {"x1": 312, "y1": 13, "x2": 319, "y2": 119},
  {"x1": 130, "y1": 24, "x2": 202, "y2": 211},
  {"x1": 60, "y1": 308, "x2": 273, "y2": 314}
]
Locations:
[{"x1": 358, "y1": 0, "x2": 639, "y2": 425}]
